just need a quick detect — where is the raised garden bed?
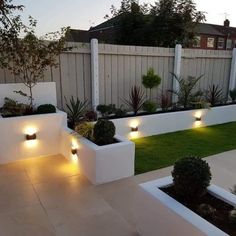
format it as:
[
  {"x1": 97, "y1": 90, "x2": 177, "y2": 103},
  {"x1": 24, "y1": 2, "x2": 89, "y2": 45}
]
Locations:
[{"x1": 141, "y1": 176, "x2": 236, "y2": 236}]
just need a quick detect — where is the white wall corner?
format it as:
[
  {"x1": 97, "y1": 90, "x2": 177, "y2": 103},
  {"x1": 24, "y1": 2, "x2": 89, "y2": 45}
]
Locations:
[{"x1": 91, "y1": 39, "x2": 99, "y2": 110}]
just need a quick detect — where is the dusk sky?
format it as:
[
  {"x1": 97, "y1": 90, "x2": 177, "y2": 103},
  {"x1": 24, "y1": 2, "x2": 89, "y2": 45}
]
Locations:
[{"x1": 15, "y1": 0, "x2": 236, "y2": 36}]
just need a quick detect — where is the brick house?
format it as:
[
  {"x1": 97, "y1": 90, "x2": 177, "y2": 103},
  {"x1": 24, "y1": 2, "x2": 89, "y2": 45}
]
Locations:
[
  {"x1": 67, "y1": 19, "x2": 236, "y2": 50},
  {"x1": 192, "y1": 20, "x2": 236, "y2": 50}
]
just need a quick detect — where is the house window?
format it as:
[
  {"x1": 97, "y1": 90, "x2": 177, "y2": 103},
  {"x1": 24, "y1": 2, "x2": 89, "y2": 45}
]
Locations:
[
  {"x1": 218, "y1": 38, "x2": 225, "y2": 49},
  {"x1": 193, "y1": 36, "x2": 201, "y2": 47},
  {"x1": 207, "y1": 37, "x2": 215, "y2": 48},
  {"x1": 226, "y1": 39, "x2": 233, "y2": 49}
]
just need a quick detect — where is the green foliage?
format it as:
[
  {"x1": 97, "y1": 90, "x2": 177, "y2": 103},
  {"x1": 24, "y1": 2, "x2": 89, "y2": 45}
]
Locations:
[
  {"x1": 75, "y1": 122, "x2": 94, "y2": 140},
  {"x1": 206, "y1": 84, "x2": 223, "y2": 106},
  {"x1": 0, "y1": 1, "x2": 70, "y2": 107},
  {"x1": 0, "y1": 97, "x2": 28, "y2": 117},
  {"x1": 114, "y1": 105, "x2": 127, "y2": 117},
  {"x1": 172, "y1": 156, "x2": 211, "y2": 202},
  {"x1": 124, "y1": 85, "x2": 145, "y2": 115},
  {"x1": 143, "y1": 100, "x2": 157, "y2": 113},
  {"x1": 230, "y1": 89, "x2": 236, "y2": 102},
  {"x1": 64, "y1": 96, "x2": 89, "y2": 128},
  {"x1": 96, "y1": 104, "x2": 116, "y2": 117},
  {"x1": 142, "y1": 68, "x2": 161, "y2": 99},
  {"x1": 94, "y1": 119, "x2": 116, "y2": 145},
  {"x1": 197, "y1": 204, "x2": 216, "y2": 218},
  {"x1": 169, "y1": 73, "x2": 203, "y2": 108},
  {"x1": 37, "y1": 104, "x2": 56, "y2": 114},
  {"x1": 107, "y1": 0, "x2": 205, "y2": 47}
]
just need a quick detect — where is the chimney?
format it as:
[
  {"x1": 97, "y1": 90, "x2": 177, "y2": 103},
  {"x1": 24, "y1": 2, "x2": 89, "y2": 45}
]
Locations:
[{"x1": 224, "y1": 19, "x2": 230, "y2": 27}]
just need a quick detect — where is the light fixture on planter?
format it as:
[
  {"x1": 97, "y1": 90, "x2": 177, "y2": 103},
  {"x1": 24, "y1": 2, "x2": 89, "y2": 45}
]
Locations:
[
  {"x1": 71, "y1": 147, "x2": 78, "y2": 155},
  {"x1": 195, "y1": 117, "x2": 202, "y2": 122},
  {"x1": 131, "y1": 126, "x2": 138, "y2": 132},
  {"x1": 26, "y1": 133, "x2": 37, "y2": 141}
]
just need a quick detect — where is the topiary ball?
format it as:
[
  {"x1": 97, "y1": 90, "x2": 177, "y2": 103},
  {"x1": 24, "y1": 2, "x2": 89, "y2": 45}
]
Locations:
[
  {"x1": 172, "y1": 156, "x2": 211, "y2": 202},
  {"x1": 94, "y1": 119, "x2": 116, "y2": 145},
  {"x1": 37, "y1": 104, "x2": 56, "y2": 114}
]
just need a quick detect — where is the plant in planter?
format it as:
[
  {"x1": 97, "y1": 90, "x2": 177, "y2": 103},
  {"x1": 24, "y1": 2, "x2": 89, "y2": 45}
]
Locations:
[
  {"x1": 114, "y1": 105, "x2": 127, "y2": 117},
  {"x1": 143, "y1": 100, "x2": 157, "y2": 113},
  {"x1": 75, "y1": 122, "x2": 94, "y2": 140},
  {"x1": 0, "y1": 2, "x2": 69, "y2": 110},
  {"x1": 96, "y1": 104, "x2": 116, "y2": 118},
  {"x1": 230, "y1": 89, "x2": 236, "y2": 103},
  {"x1": 0, "y1": 97, "x2": 29, "y2": 117},
  {"x1": 37, "y1": 104, "x2": 56, "y2": 114},
  {"x1": 206, "y1": 84, "x2": 223, "y2": 106},
  {"x1": 172, "y1": 156, "x2": 212, "y2": 203},
  {"x1": 142, "y1": 68, "x2": 161, "y2": 100},
  {"x1": 124, "y1": 85, "x2": 145, "y2": 115},
  {"x1": 84, "y1": 110, "x2": 97, "y2": 121},
  {"x1": 169, "y1": 73, "x2": 203, "y2": 108},
  {"x1": 64, "y1": 96, "x2": 89, "y2": 129},
  {"x1": 159, "y1": 91, "x2": 171, "y2": 111},
  {"x1": 94, "y1": 119, "x2": 116, "y2": 145}
]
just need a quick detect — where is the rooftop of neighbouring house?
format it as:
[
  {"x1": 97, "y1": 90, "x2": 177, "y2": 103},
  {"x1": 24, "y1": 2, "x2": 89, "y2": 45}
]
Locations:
[
  {"x1": 66, "y1": 17, "x2": 236, "y2": 43},
  {"x1": 1, "y1": 150, "x2": 236, "y2": 235}
]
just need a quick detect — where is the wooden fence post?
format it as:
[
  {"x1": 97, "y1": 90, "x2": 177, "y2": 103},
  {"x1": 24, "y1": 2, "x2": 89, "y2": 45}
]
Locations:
[
  {"x1": 91, "y1": 39, "x2": 99, "y2": 110},
  {"x1": 172, "y1": 44, "x2": 182, "y2": 103},
  {"x1": 229, "y1": 48, "x2": 236, "y2": 96}
]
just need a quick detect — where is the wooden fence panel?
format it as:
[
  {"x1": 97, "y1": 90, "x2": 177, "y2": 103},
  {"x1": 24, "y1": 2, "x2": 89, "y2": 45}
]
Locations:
[{"x1": 0, "y1": 43, "x2": 233, "y2": 109}]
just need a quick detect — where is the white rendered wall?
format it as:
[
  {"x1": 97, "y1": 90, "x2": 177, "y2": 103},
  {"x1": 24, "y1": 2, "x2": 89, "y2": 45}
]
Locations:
[
  {"x1": 0, "y1": 82, "x2": 57, "y2": 107},
  {"x1": 0, "y1": 111, "x2": 67, "y2": 164},
  {"x1": 60, "y1": 128, "x2": 135, "y2": 185},
  {"x1": 112, "y1": 105, "x2": 236, "y2": 139}
]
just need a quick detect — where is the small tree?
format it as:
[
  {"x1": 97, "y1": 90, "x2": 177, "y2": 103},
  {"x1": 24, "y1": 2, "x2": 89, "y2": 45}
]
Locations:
[
  {"x1": 0, "y1": 1, "x2": 70, "y2": 108},
  {"x1": 142, "y1": 68, "x2": 161, "y2": 100}
]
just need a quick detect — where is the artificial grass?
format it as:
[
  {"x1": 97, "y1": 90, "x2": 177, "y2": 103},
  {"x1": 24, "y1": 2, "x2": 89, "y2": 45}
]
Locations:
[{"x1": 134, "y1": 122, "x2": 236, "y2": 175}]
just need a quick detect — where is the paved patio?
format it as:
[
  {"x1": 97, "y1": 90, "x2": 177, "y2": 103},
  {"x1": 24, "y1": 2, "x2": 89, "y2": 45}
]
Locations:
[{"x1": 0, "y1": 150, "x2": 236, "y2": 236}]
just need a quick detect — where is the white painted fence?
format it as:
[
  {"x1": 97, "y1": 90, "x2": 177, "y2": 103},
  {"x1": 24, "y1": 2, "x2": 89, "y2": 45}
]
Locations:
[{"x1": 0, "y1": 41, "x2": 235, "y2": 110}]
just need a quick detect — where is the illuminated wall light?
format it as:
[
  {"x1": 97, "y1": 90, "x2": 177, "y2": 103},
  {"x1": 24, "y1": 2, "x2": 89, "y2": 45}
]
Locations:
[
  {"x1": 71, "y1": 147, "x2": 78, "y2": 155},
  {"x1": 131, "y1": 126, "x2": 138, "y2": 132},
  {"x1": 195, "y1": 117, "x2": 202, "y2": 122},
  {"x1": 26, "y1": 133, "x2": 37, "y2": 141}
]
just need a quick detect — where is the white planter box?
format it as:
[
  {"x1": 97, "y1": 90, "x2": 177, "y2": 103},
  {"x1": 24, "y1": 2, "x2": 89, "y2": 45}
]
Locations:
[
  {"x1": 112, "y1": 104, "x2": 236, "y2": 139},
  {"x1": 0, "y1": 111, "x2": 67, "y2": 163},
  {"x1": 60, "y1": 128, "x2": 135, "y2": 185},
  {"x1": 140, "y1": 176, "x2": 236, "y2": 236}
]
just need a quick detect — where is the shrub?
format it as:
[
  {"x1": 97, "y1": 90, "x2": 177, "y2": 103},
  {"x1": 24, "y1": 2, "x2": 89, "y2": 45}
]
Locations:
[
  {"x1": 230, "y1": 89, "x2": 236, "y2": 102},
  {"x1": 64, "y1": 96, "x2": 89, "y2": 128},
  {"x1": 114, "y1": 105, "x2": 127, "y2": 117},
  {"x1": 124, "y1": 86, "x2": 145, "y2": 115},
  {"x1": 206, "y1": 84, "x2": 223, "y2": 106},
  {"x1": 142, "y1": 68, "x2": 161, "y2": 100},
  {"x1": 37, "y1": 104, "x2": 56, "y2": 114},
  {"x1": 172, "y1": 156, "x2": 211, "y2": 202},
  {"x1": 143, "y1": 100, "x2": 157, "y2": 113},
  {"x1": 160, "y1": 92, "x2": 171, "y2": 111},
  {"x1": 197, "y1": 204, "x2": 216, "y2": 218},
  {"x1": 94, "y1": 119, "x2": 116, "y2": 145},
  {"x1": 169, "y1": 73, "x2": 203, "y2": 108},
  {"x1": 84, "y1": 110, "x2": 97, "y2": 121},
  {"x1": 0, "y1": 97, "x2": 28, "y2": 117},
  {"x1": 96, "y1": 104, "x2": 116, "y2": 118},
  {"x1": 75, "y1": 122, "x2": 94, "y2": 140}
]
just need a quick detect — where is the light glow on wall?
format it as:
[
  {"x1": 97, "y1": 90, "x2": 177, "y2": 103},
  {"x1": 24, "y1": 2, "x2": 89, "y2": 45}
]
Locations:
[
  {"x1": 129, "y1": 119, "x2": 140, "y2": 139},
  {"x1": 24, "y1": 126, "x2": 38, "y2": 147},
  {"x1": 194, "y1": 110, "x2": 203, "y2": 128},
  {"x1": 71, "y1": 138, "x2": 79, "y2": 163}
]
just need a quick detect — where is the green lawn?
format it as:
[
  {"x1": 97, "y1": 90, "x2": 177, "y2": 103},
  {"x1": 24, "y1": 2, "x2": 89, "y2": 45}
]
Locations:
[{"x1": 134, "y1": 122, "x2": 236, "y2": 175}]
